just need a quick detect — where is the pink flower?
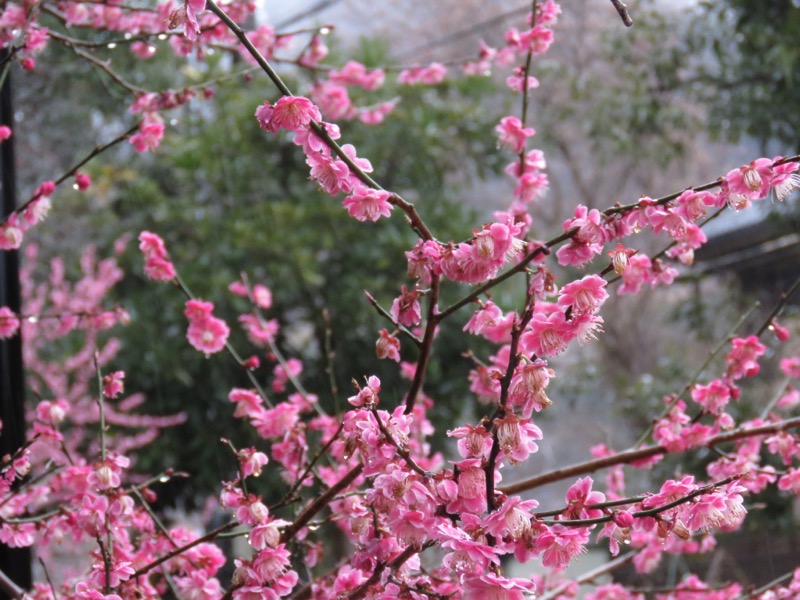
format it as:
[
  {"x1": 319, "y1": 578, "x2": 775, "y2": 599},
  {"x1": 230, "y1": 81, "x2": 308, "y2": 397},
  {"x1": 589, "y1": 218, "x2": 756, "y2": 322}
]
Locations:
[
  {"x1": 239, "y1": 313, "x2": 279, "y2": 346},
  {"x1": 508, "y1": 360, "x2": 554, "y2": 416},
  {"x1": 520, "y1": 309, "x2": 569, "y2": 357},
  {"x1": 495, "y1": 116, "x2": 535, "y2": 154},
  {"x1": 390, "y1": 285, "x2": 422, "y2": 327},
  {"x1": 778, "y1": 468, "x2": 800, "y2": 494},
  {"x1": 102, "y1": 371, "x2": 125, "y2": 399},
  {"x1": 185, "y1": 299, "x2": 229, "y2": 356},
  {"x1": 780, "y1": 356, "x2": 800, "y2": 378},
  {"x1": 771, "y1": 159, "x2": 800, "y2": 201},
  {"x1": 725, "y1": 335, "x2": 766, "y2": 380},
  {"x1": 256, "y1": 96, "x2": 321, "y2": 133},
  {"x1": 130, "y1": 112, "x2": 165, "y2": 153},
  {"x1": 0, "y1": 218, "x2": 23, "y2": 250},
  {"x1": 168, "y1": 0, "x2": 206, "y2": 40},
  {"x1": 725, "y1": 157, "x2": 773, "y2": 200},
  {"x1": 0, "y1": 306, "x2": 20, "y2": 339},
  {"x1": 329, "y1": 60, "x2": 385, "y2": 91},
  {"x1": 397, "y1": 63, "x2": 447, "y2": 85},
  {"x1": 536, "y1": 524, "x2": 590, "y2": 571},
  {"x1": 565, "y1": 476, "x2": 606, "y2": 519},
  {"x1": 74, "y1": 173, "x2": 91, "y2": 190},
  {"x1": 239, "y1": 447, "x2": 269, "y2": 478},
  {"x1": 462, "y1": 572, "x2": 535, "y2": 600},
  {"x1": 348, "y1": 375, "x2": 381, "y2": 407},
  {"x1": 558, "y1": 274, "x2": 608, "y2": 316},
  {"x1": 482, "y1": 495, "x2": 539, "y2": 540},
  {"x1": 0, "y1": 126, "x2": 12, "y2": 141},
  {"x1": 341, "y1": 185, "x2": 393, "y2": 221},
  {"x1": 494, "y1": 413, "x2": 542, "y2": 463},
  {"x1": 252, "y1": 284, "x2": 273, "y2": 309},
  {"x1": 375, "y1": 329, "x2": 401, "y2": 362},
  {"x1": 691, "y1": 379, "x2": 733, "y2": 415}
]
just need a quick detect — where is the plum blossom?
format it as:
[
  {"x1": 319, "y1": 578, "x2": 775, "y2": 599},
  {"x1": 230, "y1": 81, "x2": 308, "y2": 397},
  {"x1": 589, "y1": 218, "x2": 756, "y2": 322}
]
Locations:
[
  {"x1": 397, "y1": 63, "x2": 447, "y2": 85},
  {"x1": 390, "y1": 285, "x2": 422, "y2": 327},
  {"x1": 375, "y1": 329, "x2": 401, "y2": 362},
  {"x1": 256, "y1": 96, "x2": 321, "y2": 133},
  {"x1": 184, "y1": 299, "x2": 230, "y2": 355},
  {"x1": 342, "y1": 185, "x2": 393, "y2": 221},
  {"x1": 0, "y1": 306, "x2": 20, "y2": 339},
  {"x1": 496, "y1": 116, "x2": 535, "y2": 154}
]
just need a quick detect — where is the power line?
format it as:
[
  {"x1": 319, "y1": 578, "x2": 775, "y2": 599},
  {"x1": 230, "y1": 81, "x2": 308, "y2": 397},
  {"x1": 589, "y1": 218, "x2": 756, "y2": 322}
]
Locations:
[
  {"x1": 392, "y1": 5, "x2": 529, "y2": 61},
  {"x1": 276, "y1": 0, "x2": 343, "y2": 29}
]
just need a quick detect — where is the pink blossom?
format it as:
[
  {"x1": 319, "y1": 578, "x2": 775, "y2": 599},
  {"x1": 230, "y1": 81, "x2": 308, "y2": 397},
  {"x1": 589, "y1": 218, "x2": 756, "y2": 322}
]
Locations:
[
  {"x1": 0, "y1": 218, "x2": 23, "y2": 250},
  {"x1": 495, "y1": 116, "x2": 535, "y2": 154},
  {"x1": 329, "y1": 60, "x2": 385, "y2": 91},
  {"x1": 102, "y1": 371, "x2": 125, "y2": 399},
  {"x1": 536, "y1": 524, "x2": 590, "y2": 571},
  {"x1": 508, "y1": 360, "x2": 554, "y2": 416},
  {"x1": 239, "y1": 447, "x2": 269, "y2": 478},
  {"x1": 185, "y1": 299, "x2": 229, "y2": 356},
  {"x1": 0, "y1": 306, "x2": 20, "y2": 339},
  {"x1": 781, "y1": 356, "x2": 800, "y2": 378},
  {"x1": 256, "y1": 96, "x2": 321, "y2": 134},
  {"x1": 691, "y1": 379, "x2": 733, "y2": 415},
  {"x1": 520, "y1": 309, "x2": 569, "y2": 357},
  {"x1": 375, "y1": 329, "x2": 401, "y2": 362},
  {"x1": 494, "y1": 413, "x2": 542, "y2": 463},
  {"x1": 168, "y1": 0, "x2": 206, "y2": 40},
  {"x1": 558, "y1": 274, "x2": 608, "y2": 316},
  {"x1": 771, "y1": 159, "x2": 800, "y2": 201},
  {"x1": 310, "y1": 81, "x2": 353, "y2": 120},
  {"x1": 448, "y1": 423, "x2": 493, "y2": 459},
  {"x1": 342, "y1": 185, "x2": 393, "y2": 221},
  {"x1": 565, "y1": 476, "x2": 606, "y2": 519},
  {"x1": 130, "y1": 112, "x2": 165, "y2": 153},
  {"x1": 0, "y1": 126, "x2": 12, "y2": 141},
  {"x1": 725, "y1": 157, "x2": 773, "y2": 201},
  {"x1": 618, "y1": 254, "x2": 653, "y2": 295},
  {"x1": 74, "y1": 173, "x2": 92, "y2": 190},
  {"x1": 778, "y1": 468, "x2": 800, "y2": 495},
  {"x1": 482, "y1": 495, "x2": 539, "y2": 540},
  {"x1": 348, "y1": 375, "x2": 381, "y2": 407},
  {"x1": 390, "y1": 285, "x2": 422, "y2": 327},
  {"x1": 462, "y1": 572, "x2": 535, "y2": 599},
  {"x1": 238, "y1": 313, "x2": 279, "y2": 347},
  {"x1": 397, "y1": 63, "x2": 447, "y2": 85},
  {"x1": 725, "y1": 335, "x2": 766, "y2": 380}
]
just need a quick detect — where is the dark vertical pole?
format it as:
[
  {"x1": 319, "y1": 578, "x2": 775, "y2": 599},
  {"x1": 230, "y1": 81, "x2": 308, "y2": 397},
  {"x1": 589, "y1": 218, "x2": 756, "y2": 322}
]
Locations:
[{"x1": 0, "y1": 50, "x2": 32, "y2": 596}]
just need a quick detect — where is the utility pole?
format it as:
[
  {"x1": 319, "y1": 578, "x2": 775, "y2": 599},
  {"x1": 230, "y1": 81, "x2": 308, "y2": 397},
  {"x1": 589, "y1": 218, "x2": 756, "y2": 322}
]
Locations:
[{"x1": 0, "y1": 49, "x2": 32, "y2": 597}]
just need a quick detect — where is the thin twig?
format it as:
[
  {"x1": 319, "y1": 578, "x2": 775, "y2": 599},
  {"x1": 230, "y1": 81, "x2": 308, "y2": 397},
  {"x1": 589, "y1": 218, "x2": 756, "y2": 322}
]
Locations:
[
  {"x1": 500, "y1": 417, "x2": 800, "y2": 494},
  {"x1": 608, "y1": 0, "x2": 633, "y2": 27}
]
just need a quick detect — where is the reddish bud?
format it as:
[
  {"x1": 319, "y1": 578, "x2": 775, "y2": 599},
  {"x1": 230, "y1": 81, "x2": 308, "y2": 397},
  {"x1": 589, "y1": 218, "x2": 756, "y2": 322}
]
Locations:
[{"x1": 75, "y1": 173, "x2": 92, "y2": 190}]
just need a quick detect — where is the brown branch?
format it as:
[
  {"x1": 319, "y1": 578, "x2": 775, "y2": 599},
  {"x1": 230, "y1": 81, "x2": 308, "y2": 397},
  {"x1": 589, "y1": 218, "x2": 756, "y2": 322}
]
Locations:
[
  {"x1": 371, "y1": 408, "x2": 430, "y2": 477},
  {"x1": 485, "y1": 298, "x2": 535, "y2": 512},
  {"x1": 349, "y1": 544, "x2": 427, "y2": 600},
  {"x1": 280, "y1": 463, "x2": 364, "y2": 544},
  {"x1": 131, "y1": 520, "x2": 238, "y2": 579},
  {"x1": 608, "y1": 0, "x2": 633, "y2": 27},
  {"x1": 537, "y1": 475, "x2": 739, "y2": 526},
  {"x1": 404, "y1": 274, "x2": 440, "y2": 413},
  {"x1": 364, "y1": 291, "x2": 422, "y2": 346},
  {"x1": 1, "y1": 124, "x2": 139, "y2": 228},
  {"x1": 500, "y1": 417, "x2": 800, "y2": 494}
]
